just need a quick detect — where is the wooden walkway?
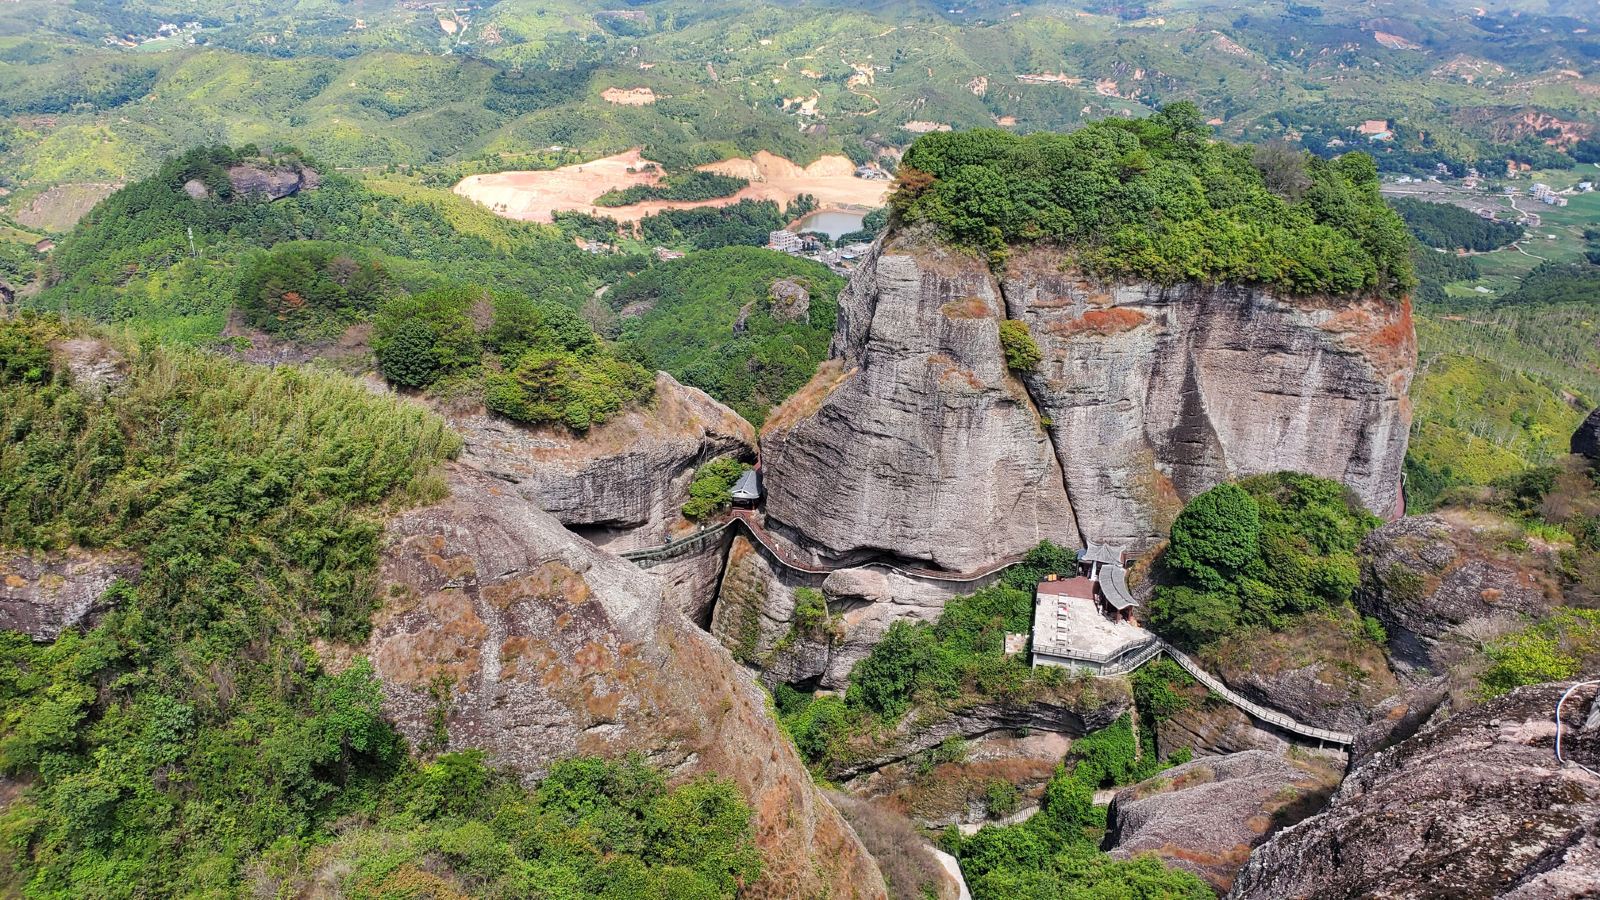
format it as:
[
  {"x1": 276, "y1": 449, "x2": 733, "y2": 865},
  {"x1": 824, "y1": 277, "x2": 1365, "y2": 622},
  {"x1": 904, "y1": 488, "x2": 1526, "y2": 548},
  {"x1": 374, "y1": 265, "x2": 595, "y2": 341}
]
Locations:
[
  {"x1": 622, "y1": 509, "x2": 1025, "y2": 584},
  {"x1": 619, "y1": 512, "x2": 1353, "y2": 747}
]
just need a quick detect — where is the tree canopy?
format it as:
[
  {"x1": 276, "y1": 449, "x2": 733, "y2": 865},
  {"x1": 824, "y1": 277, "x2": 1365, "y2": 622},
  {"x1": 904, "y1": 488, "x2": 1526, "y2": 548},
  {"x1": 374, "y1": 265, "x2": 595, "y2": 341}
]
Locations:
[{"x1": 894, "y1": 106, "x2": 1415, "y2": 299}]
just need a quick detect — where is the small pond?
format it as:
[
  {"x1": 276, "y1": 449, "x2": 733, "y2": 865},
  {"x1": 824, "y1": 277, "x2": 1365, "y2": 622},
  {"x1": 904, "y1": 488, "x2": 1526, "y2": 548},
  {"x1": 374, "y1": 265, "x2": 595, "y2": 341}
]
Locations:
[{"x1": 794, "y1": 209, "x2": 866, "y2": 240}]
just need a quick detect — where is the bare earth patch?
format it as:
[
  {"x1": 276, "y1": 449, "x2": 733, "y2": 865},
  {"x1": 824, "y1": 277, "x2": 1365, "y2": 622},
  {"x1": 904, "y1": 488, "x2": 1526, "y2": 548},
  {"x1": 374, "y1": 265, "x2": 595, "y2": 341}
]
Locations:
[
  {"x1": 454, "y1": 148, "x2": 890, "y2": 225},
  {"x1": 601, "y1": 87, "x2": 657, "y2": 105},
  {"x1": 12, "y1": 182, "x2": 119, "y2": 232}
]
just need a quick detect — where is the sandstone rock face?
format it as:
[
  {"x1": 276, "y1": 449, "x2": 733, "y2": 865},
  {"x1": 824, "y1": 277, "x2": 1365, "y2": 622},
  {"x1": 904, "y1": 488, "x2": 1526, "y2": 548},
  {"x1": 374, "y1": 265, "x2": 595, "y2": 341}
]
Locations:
[
  {"x1": 832, "y1": 686, "x2": 1133, "y2": 782},
  {"x1": 368, "y1": 465, "x2": 883, "y2": 898},
  {"x1": 1002, "y1": 250, "x2": 1413, "y2": 548},
  {"x1": 456, "y1": 372, "x2": 755, "y2": 550},
  {"x1": 1104, "y1": 750, "x2": 1341, "y2": 893},
  {"x1": 1357, "y1": 511, "x2": 1558, "y2": 678},
  {"x1": 762, "y1": 239, "x2": 1412, "y2": 564},
  {"x1": 711, "y1": 535, "x2": 831, "y2": 684},
  {"x1": 845, "y1": 730, "x2": 1073, "y2": 829},
  {"x1": 226, "y1": 163, "x2": 320, "y2": 200},
  {"x1": 1157, "y1": 697, "x2": 1291, "y2": 759},
  {"x1": 1230, "y1": 681, "x2": 1600, "y2": 899},
  {"x1": 710, "y1": 535, "x2": 971, "y2": 690},
  {"x1": 0, "y1": 549, "x2": 138, "y2": 640},
  {"x1": 760, "y1": 243, "x2": 1079, "y2": 571},
  {"x1": 53, "y1": 337, "x2": 125, "y2": 395},
  {"x1": 1202, "y1": 610, "x2": 1404, "y2": 734}
]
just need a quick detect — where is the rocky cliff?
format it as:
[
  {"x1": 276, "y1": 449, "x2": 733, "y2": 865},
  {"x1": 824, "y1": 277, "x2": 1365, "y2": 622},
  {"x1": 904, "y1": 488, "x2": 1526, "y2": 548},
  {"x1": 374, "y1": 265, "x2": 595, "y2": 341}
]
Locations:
[
  {"x1": 0, "y1": 548, "x2": 139, "y2": 640},
  {"x1": 456, "y1": 371, "x2": 754, "y2": 551},
  {"x1": 760, "y1": 243, "x2": 1078, "y2": 571},
  {"x1": 1230, "y1": 681, "x2": 1600, "y2": 899},
  {"x1": 1357, "y1": 510, "x2": 1560, "y2": 680},
  {"x1": 366, "y1": 464, "x2": 883, "y2": 898},
  {"x1": 762, "y1": 238, "x2": 1412, "y2": 562},
  {"x1": 1104, "y1": 749, "x2": 1342, "y2": 893}
]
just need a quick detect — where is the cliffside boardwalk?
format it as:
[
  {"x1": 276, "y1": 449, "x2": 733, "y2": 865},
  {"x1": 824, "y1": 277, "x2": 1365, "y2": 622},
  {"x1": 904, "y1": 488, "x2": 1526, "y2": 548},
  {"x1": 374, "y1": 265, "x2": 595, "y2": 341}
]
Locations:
[{"x1": 620, "y1": 514, "x2": 1354, "y2": 748}]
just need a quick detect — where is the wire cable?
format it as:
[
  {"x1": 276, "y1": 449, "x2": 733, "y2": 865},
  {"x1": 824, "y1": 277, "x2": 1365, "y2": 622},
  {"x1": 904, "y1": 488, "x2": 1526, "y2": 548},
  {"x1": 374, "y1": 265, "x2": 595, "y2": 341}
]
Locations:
[{"x1": 1555, "y1": 680, "x2": 1600, "y2": 779}]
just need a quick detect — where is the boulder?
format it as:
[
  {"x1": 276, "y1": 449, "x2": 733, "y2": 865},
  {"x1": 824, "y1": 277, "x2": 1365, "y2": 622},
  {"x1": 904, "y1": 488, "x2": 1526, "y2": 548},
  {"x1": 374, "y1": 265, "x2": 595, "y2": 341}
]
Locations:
[
  {"x1": 0, "y1": 548, "x2": 139, "y2": 640},
  {"x1": 1104, "y1": 750, "x2": 1342, "y2": 893},
  {"x1": 1229, "y1": 681, "x2": 1600, "y2": 899},
  {"x1": 1357, "y1": 511, "x2": 1559, "y2": 679},
  {"x1": 760, "y1": 242, "x2": 1079, "y2": 572},
  {"x1": 1200, "y1": 610, "x2": 1404, "y2": 734},
  {"x1": 455, "y1": 372, "x2": 755, "y2": 550},
  {"x1": 844, "y1": 729, "x2": 1073, "y2": 829},
  {"x1": 226, "y1": 162, "x2": 320, "y2": 200},
  {"x1": 769, "y1": 277, "x2": 812, "y2": 323},
  {"x1": 367, "y1": 464, "x2": 884, "y2": 898},
  {"x1": 53, "y1": 337, "x2": 125, "y2": 395},
  {"x1": 1001, "y1": 248, "x2": 1413, "y2": 548}
]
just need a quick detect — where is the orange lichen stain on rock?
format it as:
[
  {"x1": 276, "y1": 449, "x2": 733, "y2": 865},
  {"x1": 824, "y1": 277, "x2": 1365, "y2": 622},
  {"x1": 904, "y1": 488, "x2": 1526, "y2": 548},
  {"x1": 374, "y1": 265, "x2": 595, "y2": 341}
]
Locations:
[
  {"x1": 573, "y1": 641, "x2": 614, "y2": 677},
  {"x1": 940, "y1": 295, "x2": 993, "y2": 319},
  {"x1": 761, "y1": 360, "x2": 854, "y2": 437},
  {"x1": 4, "y1": 574, "x2": 25, "y2": 588},
  {"x1": 1322, "y1": 296, "x2": 1415, "y2": 379},
  {"x1": 928, "y1": 353, "x2": 984, "y2": 392},
  {"x1": 583, "y1": 682, "x2": 622, "y2": 718},
  {"x1": 1482, "y1": 587, "x2": 1504, "y2": 603},
  {"x1": 1048, "y1": 306, "x2": 1147, "y2": 337},
  {"x1": 425, "y1": 552, "x2": 477, "y2": 580},
  {"x1": 372, "y1": 590, "x2": 485, "y2": 685},
  {"x1": 481, "y1": 561, "x2": 590, "y2": 609},
  {"x1": 499, "y1": 635, "x2": 558, "y2": 681},
  {"x1": 554, "y1": 612, "x2": 573, "y2": 631}
]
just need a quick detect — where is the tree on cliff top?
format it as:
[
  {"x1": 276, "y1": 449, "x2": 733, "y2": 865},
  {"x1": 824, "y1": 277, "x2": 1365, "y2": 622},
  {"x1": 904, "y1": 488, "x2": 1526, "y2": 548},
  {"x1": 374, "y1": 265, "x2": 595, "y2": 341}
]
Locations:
[{"x1": 893, "y1": 105, "x2": 1415, "y2": 299}]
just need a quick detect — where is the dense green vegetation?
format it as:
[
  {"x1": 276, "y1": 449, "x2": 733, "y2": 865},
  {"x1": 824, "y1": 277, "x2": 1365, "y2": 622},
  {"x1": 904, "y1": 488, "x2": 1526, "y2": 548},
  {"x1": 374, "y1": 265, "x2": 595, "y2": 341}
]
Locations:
[
  {"x1": 594, "y1": 171, "x2": 747, "y2": 207},
  {"x1": 1389, "y1": 198, "x2": 1523, "y2": 252},
  {"x1": 0, "y1": 316, "x2": 758, "y2": 896},
  {"x1": 682, "y1": 457, "x2": 751, "y2": 521},
  {"x1": 1150, "y1": 473, "x2": 1379, "y2": 650},
  {"x1": 610, "y1": 247, "x2": 843, "y2": 426},
  {"x1": 942, "y1": 716, "x2": 1204, "y2": 900},
  {"x1": 636, "y1": 197, "x2": 813, "y2": 252},
  {"x1": 896, "y1": 106, "x2": 1415, "y2": 298},
  {"x1": 998, "y1": 319, "x2": 1041, "y2": 372},
  {"x1": 237, "y1": 240, "x2": 395, "y2": 338},
  {"x1": 33, "y1": 146, "x2": 623, "y2": 340},
  {"x1": 775, "y1": 542, "x2": 1081, "y2": 769}
]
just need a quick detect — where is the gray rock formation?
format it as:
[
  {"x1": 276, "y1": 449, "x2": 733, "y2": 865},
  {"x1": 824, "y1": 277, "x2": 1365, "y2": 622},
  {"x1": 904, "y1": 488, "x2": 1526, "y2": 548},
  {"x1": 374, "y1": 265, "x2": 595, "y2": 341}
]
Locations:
[
  {"x1": 1357, "y1": 512, "x2": 1558, "y2": 678},
  {"x1": 1001, "y1": 248, "x2": 1413, "y2": 548},
  {"x1": 0, "y1": 548, "x2": 139, "y2": 640},
  {"x1": 455, "y1": 372, "x2": 755, "y2": 550},
  {"x1": 831, "y1": 686, "x2": 1133, "y2": 781},
  {"x1": 1572, "y1": 407, "x2": 1600, "y2": 460},
  {"x1": 761, "y1": 238, "x2": 1413, "y2": 567},
  {"x1": 760, "y1": 242, "x2": 1079, "y2": 572},
  {"x1": 1104, "y1": 749, "x2": 1342, "y2": 893},
  {"x1": 367, "y1": 464, "x2": 884, "y2": 898},
  {"x1": 710, "y1": 534, "x2": 973, "y2": 690},
  {"x1": 1157, "y1": 697, "x2": 1291, "y2": 759},
  {"x1": 226, "y1": 162, "x2": 320, "y2": 200},
  {"x1": 53, "y1": 337, "x2": 125, "y2": 395},
  {"x1": 1230, "y1": 681, "x2": 1600, "y2": 899}
]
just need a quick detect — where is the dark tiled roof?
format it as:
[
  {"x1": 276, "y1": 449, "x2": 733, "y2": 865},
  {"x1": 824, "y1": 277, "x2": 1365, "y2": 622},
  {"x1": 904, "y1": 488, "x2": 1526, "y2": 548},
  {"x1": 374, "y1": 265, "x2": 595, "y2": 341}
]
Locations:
[
  {"x1": 1078, "y1": 542, "x2": 1125, "y2": 566},
  {"x1": 1100, "y1": 565, "x2": 1137, "y2": 611},
  {"x1": 731, "y1": 469, "x2": 762, "y2": 500}
]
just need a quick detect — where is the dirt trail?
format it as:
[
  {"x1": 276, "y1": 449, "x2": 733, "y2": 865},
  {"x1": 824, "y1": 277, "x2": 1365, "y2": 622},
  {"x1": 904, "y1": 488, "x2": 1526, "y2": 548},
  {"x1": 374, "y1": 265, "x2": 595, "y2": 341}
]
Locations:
[{"x1": 454, "y1": 148, "x2": 890, "y2": 224}]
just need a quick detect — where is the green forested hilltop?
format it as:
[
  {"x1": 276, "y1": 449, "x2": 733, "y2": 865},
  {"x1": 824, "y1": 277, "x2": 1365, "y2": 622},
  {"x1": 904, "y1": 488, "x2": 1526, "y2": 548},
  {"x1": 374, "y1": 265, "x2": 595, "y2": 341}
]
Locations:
[
  {"x1": 0, "y1": 316, "x2": 759, "y2": 897},
  {"x1": 610, "y1": 247, "x2": 844, "y2": 427},
  {"x1": 896, "y1": 108, "x2": 1415, "y2": 298}
]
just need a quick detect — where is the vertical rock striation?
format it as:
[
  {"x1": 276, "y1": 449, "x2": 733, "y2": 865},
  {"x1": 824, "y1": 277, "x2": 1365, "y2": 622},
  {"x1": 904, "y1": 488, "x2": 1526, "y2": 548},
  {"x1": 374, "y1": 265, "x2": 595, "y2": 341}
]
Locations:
[
  {"x1": 1002, "y1": 248, "x2": 1414, "y2": 548},
  {"x1": 760, "y1": 242, "x2": 1079, "y2": 571},
  {"x1": 763, "y1": 238, "x2": 1413, "y2": 565}
]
